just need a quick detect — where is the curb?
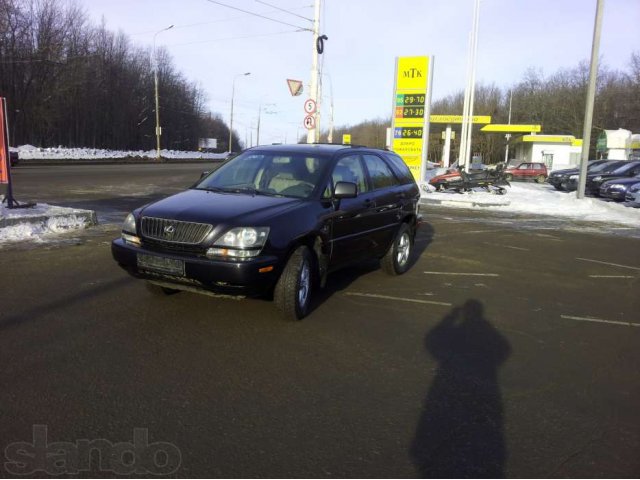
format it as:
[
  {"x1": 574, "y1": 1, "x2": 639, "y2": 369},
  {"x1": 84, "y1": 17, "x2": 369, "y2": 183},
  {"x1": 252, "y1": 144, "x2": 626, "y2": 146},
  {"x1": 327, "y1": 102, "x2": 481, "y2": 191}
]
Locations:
[{"x1": 0, "y1": 209, "x2": 98, "y2": 229}]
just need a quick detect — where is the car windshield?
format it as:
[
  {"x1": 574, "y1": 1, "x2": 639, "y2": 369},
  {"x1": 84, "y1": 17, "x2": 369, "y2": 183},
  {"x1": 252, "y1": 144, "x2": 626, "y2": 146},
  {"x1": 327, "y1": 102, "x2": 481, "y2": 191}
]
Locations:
[
  {"x1": 194, "y1": 151, "x2": 328, "y2": 199},
  {"x1": 610, "y1": 161, "x2": 640, "y2": 175}
]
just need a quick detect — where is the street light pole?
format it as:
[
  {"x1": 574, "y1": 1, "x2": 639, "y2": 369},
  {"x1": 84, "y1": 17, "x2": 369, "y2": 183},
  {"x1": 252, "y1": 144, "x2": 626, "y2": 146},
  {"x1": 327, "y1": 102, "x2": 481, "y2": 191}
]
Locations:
[
  {"x1": 229, "y1": 72, "x2": 251, "y2": 154},
  {"x1": 153, "y1": 25, "x2": 173, "y2": 161}
]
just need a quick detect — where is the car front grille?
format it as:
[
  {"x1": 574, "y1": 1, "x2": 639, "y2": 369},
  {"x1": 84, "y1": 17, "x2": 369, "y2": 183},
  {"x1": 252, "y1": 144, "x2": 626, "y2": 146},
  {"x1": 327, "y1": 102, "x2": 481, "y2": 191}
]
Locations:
[
  {"x1": 141, "y1": 238, "x2": 207, "y2": 256},
  {"x1": 140, "y1": 217, "x2": 213, "y2": 244}
]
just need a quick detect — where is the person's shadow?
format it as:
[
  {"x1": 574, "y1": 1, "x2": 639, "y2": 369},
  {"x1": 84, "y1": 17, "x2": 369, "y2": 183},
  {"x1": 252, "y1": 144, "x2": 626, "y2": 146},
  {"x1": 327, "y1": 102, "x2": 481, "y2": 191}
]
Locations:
[{"x1": 410, "y1": 300, "x2": 511, "y2": 478}]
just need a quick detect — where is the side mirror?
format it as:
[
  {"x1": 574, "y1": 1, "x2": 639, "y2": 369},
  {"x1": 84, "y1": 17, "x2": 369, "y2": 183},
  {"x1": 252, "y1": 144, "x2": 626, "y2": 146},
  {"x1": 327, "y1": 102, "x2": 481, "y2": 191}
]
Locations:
[
  {"x1": 333, "y1": 181, "x2": 357, "y2": 199},
  {"x1": 200, "y1": 171, "x2": 210, "y2": 179}
]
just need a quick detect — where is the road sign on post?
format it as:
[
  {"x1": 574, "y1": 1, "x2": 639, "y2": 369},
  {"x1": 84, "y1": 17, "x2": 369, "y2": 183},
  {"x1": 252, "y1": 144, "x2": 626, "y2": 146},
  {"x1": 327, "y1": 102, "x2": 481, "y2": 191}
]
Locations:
[
  {"x1": 391, "y1": 56, "x2": 434, "y2": 182},
  {"x1": 304, "y1": 115, "x2": 316, "y2": 130},
  {"x1": 287, "y1": 79, "x2": 303, "y2": 96},
  {"x1": 304, "y1": 99, "x2": 317, "y2": 114}
]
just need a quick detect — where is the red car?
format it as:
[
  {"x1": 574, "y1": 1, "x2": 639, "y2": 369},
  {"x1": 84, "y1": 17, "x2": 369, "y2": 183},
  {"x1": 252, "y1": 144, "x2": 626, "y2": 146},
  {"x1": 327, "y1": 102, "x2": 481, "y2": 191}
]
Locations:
[{"x1": 504, "y1": 162, "x2": 547, "y2": 183}]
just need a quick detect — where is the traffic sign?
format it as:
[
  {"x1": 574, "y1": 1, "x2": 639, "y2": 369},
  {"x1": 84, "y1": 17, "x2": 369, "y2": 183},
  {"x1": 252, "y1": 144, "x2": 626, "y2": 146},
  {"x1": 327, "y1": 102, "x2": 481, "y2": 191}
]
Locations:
[
  {"x1": 304, "y1": 115, "x2": 315, "y2": 130},
  {"x1": 304, "y1": 99, "x2": 316, "y2": 114}
]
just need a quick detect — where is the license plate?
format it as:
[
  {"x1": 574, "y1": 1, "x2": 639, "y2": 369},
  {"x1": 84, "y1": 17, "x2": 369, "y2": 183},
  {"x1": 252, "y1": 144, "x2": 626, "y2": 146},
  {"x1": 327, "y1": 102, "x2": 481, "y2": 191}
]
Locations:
[{"x1": 137, "y1": 253, "x2": 185, "y2": 276}]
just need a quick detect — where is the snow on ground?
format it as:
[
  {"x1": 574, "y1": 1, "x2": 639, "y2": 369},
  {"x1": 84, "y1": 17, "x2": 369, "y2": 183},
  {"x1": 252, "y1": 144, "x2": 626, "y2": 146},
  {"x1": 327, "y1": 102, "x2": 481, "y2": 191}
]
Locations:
[
  {"x1": 16, "y1": 145, "x2": 228, "y2": 160},
  {"x1": 0, "y1": 201, "x2": 94, "y2": 244},
  {"x1": 420, "y1": 182, "x2": 640, "y2": 227}
]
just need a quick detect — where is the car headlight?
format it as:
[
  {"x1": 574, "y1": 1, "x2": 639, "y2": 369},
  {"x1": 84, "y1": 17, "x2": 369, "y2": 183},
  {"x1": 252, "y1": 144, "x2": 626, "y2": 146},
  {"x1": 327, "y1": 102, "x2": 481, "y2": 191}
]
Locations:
[
  {"x1": 207, "y1": 227, "x2": 270, "y2": 259},
  {"x1": 569, "y1": 174, "x2": 578, "y2": 180},
  {"x1": 607, "y1": 184, "x2": 624, "y2": 189},
  {"x1": 593, "y1": 176, "x2": 602, "y2": 181},
  {"x1": 121, "y1": 213, "x2": 141, "y2": 246}
]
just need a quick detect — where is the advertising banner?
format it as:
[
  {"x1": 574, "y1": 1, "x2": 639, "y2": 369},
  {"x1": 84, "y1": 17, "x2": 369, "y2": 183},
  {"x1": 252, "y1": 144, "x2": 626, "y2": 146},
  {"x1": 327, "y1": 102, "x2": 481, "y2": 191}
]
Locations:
[
  {"x1": 391, "y1": 56, "x2": 434, "y2": 182},
  {"x1": 0, "y1": 97, "x2": 9, "y2": 184}
]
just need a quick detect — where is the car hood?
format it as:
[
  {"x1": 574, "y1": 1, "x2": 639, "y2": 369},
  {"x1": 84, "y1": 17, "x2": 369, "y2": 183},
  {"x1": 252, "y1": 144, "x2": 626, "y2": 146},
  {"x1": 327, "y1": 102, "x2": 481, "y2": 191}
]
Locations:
[
  {"x1": 139, "y1": 189, "x2": 306, "y2": 225},
  {"x1": 601, "y1": 176, "x2": 640, "y2": 186},
  {"x1": 549, "y1": 168, "x2": 578, "y2": 176}
]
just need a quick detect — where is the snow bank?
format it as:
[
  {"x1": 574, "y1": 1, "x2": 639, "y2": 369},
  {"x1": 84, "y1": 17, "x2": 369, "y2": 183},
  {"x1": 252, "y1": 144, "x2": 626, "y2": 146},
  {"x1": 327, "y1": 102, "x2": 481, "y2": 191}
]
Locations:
[
  {"x1": 1, "y1": 201, "x2": 96, "y2": 244},
  {"x1": 16, "y1": 145, "x2": 228, "y2": 160},
  {"x1": 420, "y1": 183, "x2": 640, "y2": 227}
]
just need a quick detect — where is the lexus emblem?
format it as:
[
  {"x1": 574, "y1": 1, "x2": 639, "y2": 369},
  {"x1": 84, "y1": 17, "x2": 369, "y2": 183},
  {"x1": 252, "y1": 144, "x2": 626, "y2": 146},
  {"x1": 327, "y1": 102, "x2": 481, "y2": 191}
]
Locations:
[{"x1": 164, "y1": 225, "x2": 176, "y2": 236}]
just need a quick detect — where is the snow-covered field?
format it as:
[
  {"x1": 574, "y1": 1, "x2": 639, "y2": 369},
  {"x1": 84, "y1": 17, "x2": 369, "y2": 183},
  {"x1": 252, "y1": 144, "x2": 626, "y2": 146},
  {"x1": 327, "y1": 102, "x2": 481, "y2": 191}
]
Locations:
[
  {"x1": 15, "y1": 144, "x2": 228, "y2": 160},
  {"x1": 421, "y1": 182, "x2": 640, "y2": 227}
]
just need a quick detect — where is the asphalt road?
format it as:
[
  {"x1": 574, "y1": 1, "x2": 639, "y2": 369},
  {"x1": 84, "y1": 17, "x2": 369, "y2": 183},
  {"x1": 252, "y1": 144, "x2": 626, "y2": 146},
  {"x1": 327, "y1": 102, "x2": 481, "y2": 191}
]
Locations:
[{"x1": 1, "y1": 164, "x2": 639, "y2": 477}]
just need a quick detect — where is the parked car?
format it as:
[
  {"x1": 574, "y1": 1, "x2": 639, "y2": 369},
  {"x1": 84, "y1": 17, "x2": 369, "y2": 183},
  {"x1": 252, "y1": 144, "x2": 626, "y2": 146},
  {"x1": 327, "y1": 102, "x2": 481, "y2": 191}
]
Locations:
[
  {"x1": 599, "y1": 175, "x2": 640, "y2": 201},
  {"x1": 561, "y1": 160, "x2": 628, "y2": 192},
  {"x1": 624, "y1": 182, "x2": 640, "y2": 205},
  {"x1": 547, "y1": 160, "x2": 608, "y2": 190},
  {"x1": 111, "y1": 144, "x2": 421, "y2": 320},
  {"x1": 504, "y1": 162, "x2": 548, "y2": 183},
  {"x1": 585, "y1": 160, "x2": 640, "y2": 195}
]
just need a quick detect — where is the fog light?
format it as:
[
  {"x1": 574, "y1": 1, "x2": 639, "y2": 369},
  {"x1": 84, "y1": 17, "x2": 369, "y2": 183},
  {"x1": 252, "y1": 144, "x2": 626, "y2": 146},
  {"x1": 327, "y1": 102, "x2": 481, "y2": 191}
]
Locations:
[{"x1": 122, "y1": 233, "x2": 141, "y2": 246}]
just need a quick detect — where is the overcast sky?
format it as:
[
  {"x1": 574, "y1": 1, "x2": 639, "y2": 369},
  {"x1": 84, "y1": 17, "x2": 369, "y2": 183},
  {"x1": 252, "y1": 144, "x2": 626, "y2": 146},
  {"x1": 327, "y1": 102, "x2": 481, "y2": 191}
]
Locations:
[{"x1": 81, "y1": 0, "x2": 640, "y2": 146}]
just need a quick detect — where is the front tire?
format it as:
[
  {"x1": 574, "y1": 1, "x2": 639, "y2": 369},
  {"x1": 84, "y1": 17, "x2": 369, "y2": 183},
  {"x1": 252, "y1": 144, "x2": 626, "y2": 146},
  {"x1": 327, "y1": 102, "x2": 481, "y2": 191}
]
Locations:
[
  {"x1": 382, "y1": 223, "x2": 413, "y2": 276},
  {"x1": 274, "y1": 246, "x2": 313, "y2": 321},
  {"x1": 505, "y1": 173, "x2": 513, "y2": 182}
]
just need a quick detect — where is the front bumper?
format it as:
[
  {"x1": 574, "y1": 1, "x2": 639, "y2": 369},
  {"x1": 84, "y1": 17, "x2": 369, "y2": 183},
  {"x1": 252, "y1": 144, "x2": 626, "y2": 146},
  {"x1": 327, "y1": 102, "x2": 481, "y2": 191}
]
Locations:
[
  {"x1": 111, "y1": 238, "x2": 281, "y2": 297},
  {"x1": 599, "y1": 186, "x2": 627, "y2": 200}
]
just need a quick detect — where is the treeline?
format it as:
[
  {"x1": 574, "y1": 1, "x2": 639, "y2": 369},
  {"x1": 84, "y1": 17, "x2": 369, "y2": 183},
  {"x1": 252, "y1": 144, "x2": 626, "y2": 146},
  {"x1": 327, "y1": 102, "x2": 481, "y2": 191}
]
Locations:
[
  {"x1": 324, "y1": 55, "x2": 640, "y2": 162},
  {"x1": 0, "y1": 0, "x2": 240, "y2": 152}
]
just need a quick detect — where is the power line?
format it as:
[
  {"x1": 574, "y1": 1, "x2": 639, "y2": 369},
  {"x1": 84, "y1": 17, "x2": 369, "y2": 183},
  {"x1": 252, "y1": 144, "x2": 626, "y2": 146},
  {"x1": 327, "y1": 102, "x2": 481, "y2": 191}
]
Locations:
[
  {"x1": 130, "y1": 5, "x2": 311, "y2": 36},
  {"x1": 254, "y1": 0, "x2": 313, "y2": 22},
  {"x1": 203, "y1": 0, "x2": 312, "y2": 32},
  {"x1": 168, "y1": 29, "x2": 302, "y2": 48}
]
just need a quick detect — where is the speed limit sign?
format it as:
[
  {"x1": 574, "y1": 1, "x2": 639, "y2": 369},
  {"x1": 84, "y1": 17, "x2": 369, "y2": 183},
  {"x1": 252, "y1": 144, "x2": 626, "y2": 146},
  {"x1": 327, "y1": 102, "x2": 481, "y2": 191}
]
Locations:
[
  {"x1": 303, "y1": 115, "x2": 316, "y2": 130},
  {"x1": 303, "y1": 99, "x2": 316, "y2": 114}
]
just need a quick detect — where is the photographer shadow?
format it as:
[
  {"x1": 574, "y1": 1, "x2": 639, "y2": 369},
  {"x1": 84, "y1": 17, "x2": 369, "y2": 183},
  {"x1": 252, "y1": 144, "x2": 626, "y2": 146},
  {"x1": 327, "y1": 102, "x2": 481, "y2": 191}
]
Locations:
[{"x1": 410, "y1": 300, "x2": 511, "y2": 478}]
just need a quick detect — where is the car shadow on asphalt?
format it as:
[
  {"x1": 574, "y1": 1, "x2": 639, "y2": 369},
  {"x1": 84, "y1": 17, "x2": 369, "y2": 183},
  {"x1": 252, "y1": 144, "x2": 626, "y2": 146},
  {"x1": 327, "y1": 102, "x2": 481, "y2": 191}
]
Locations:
[
  {"x1": 308, "y1": 222, "x2": 436, "y2": 315},
  {"x1": 410, "y1": 299, "x2": 511, "y2": 478}
]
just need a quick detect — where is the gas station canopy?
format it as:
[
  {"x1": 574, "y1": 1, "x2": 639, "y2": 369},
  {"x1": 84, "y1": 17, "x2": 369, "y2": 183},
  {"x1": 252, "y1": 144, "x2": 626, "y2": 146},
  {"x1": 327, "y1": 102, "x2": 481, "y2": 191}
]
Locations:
[{"x1": 481, "y1": 124, "x2": 541, "y2": 133}]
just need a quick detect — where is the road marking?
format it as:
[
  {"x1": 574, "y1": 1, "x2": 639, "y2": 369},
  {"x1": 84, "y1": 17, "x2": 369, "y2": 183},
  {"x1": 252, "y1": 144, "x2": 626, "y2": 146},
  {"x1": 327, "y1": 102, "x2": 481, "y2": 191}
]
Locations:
[
  {"x1": 423, "y1": 271, "x2": 500, "y2": 277},
  {"x1": 560, "y1": 315, "x2": 640, "y2": 328},
  {"x1": 345, "y1": 292, "x2": 452, "y2": 307},
  {"x1": 589, "y1": 275, "x2": 635, "y2": 279},
  {"x1": 482, "y1": 242, "x2": 530, "y2": 251},
  {"x1": 576, "y1": 257, "x2": 640, "y2": 271}
]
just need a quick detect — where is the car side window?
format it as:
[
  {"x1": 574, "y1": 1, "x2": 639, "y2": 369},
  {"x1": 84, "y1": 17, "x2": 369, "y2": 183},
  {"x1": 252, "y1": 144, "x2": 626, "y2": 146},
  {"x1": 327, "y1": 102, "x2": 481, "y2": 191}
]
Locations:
[
  {"x1": 363, "y1": 154, "x2": 398, "y2": 190},
  {"x1": 332, "y1": 155, "x2": 368, "y2": 193},
  {"x1": 518, "y1": 164, "x2": 528, "y2": 170}
]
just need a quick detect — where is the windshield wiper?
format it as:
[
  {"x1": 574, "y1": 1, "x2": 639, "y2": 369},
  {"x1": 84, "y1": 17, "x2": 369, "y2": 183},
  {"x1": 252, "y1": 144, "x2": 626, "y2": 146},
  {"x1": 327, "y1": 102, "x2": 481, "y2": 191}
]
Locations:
[{"x1": 192, "y1": 186, "x2": 227, "y2": 193}]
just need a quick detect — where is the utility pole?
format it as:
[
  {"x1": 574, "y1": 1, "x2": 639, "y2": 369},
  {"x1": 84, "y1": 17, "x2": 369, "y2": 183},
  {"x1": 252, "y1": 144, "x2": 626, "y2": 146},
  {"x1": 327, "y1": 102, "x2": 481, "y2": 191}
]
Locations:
[
  {"x1": 504, "y1": 89, "x2": 513, "y2": 164},
  {"x1": 229, "y1": 72, "x2": 250, "y2": 154},
  {"x1": 153, "y1": 25, "x2": 173, "y2": 161},
  {"x1": 256, "y1": 104, "x2": 261, "y2": 146},
  {"x1": 306, "y1": 0, "x2": 321, "y2": 144},
  {"x1": 577, "y1": 0, "x2": 604, "y2": 199}
]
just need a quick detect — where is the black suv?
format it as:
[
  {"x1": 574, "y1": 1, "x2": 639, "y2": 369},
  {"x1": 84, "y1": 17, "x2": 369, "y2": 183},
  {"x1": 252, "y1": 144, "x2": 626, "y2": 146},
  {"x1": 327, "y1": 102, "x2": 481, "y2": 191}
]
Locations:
[{"x1": 112, "y1": 144, "x2": 421, "y2": 320}]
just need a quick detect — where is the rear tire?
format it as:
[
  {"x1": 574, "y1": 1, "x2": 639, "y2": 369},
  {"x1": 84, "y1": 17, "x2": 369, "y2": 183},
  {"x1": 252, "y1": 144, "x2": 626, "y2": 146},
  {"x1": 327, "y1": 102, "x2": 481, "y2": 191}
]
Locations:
[
  {"x1": 535, "y1": 174, "x2": 546, "y2": 183},
  {"x1": 274, "y1": 246, "x2": 313, "y2": 321},
  {"x1": 505, "y1": 173, "x2": 513, "y2": 182},
  {"x1": 382, "y1": 223, "x2": 413, "y2": 276}
]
